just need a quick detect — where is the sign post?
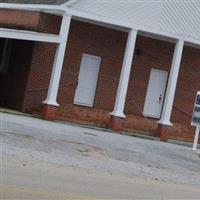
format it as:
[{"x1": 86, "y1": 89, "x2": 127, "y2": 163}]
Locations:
[
  {"x1": 193, "y1": 127, "x2": 200, "y2": 150},
  {"x1": 191, "y1": 91, "x2": 200, "y2": 150}
]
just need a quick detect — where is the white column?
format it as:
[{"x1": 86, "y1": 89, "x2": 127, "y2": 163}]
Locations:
[
  {"x1": 43, "y1": 14, "x2": 72, "y2": 106},
  {"x1": 110, "y1": 29, "x2": 138, "y2": 118},
  {"x1": 158, "y1": 39, "x2": 184, "y2": 126}
]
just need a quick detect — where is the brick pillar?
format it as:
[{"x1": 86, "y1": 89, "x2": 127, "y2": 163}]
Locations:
[
  {"x1": 157, "y1": 124, "x2": 169, "y2": 142},
  {"x1": 42, "y1": 104, "x2": 58, "y2": 121},
  {"x1": 109, "y1": 115, "x2": 124, "y2": 132}
]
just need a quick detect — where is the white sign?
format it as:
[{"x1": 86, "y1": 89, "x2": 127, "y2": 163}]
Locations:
[
  {"x1": 191, "y1": 91, "x2": 200, "y2": 127},
  {"x1": 191, "y1": 91, "x2": 200, "y2": 150}
]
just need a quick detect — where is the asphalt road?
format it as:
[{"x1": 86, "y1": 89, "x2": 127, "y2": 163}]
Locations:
[
  {"x1": 1, "y1": 156, "x2": 200, "y2": 200},
  {"x1": 1, "y1": 112, "x2": 200, "y2": 199}
]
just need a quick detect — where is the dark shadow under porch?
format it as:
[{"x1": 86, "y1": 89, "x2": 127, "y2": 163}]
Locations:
[{"x1": 0, "y1": 38, "x2": 34, "y2": 112}]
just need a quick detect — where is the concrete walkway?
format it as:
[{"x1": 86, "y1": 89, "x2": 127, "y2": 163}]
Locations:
[{"x1": 1, "y1": 112, "x2": 200, "y2": 185}]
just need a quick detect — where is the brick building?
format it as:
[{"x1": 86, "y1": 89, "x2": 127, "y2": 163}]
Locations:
[{"x1": 0, "y1": 0, "x2": 200, "y2": 143}]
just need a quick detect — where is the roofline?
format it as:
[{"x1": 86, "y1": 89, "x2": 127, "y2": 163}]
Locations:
[
  {"x1": 0, "y1": 0, "x2": 78, "y2": 11},
  {"x1": 62, "y1": 0, "x2": 78, "y2": 7},
  {"x1": 0, "y1": 2, "x2": 66, "y2": 14},
  {"x1": 1, "y1": 2, "x2": 200, "y2": 48},
  {"x1": 66, "y1": 8, "x2": 200, "y2": 48}
]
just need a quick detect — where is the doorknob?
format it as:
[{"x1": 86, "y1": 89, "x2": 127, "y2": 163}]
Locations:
[{"x1": 159, "y1": 94, "x2": 162, "y2": 103}]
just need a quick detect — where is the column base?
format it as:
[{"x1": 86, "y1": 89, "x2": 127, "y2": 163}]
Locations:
[
  {"x1": 109, "y1": 115, "x2": 124, "y2": 132},
  {"x1": 156, "y1": 124, "x2": 170, "y2": 142},
  {"x1": 42, "y1": 104, "x2": 58, "y2": 121}
]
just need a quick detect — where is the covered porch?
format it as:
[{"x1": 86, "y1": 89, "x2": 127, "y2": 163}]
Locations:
[
  {"x1": 0, "y1": 6, "x2": 64, "y2": 113},
  {"x1": 1, "y1": 1, "x2": 200, "y2": 143}
]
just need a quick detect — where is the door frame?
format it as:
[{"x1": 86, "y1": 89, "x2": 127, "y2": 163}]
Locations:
[
  {"x1": 73, "y1": 53, "x2": 101, "y2": 107},
  {"x1": 143, "y1": 68, "x2": 168, "y2": 119}
]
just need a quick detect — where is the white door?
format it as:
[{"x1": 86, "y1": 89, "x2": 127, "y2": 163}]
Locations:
[
  {"x1": 74, "y1": 54, "x2": 101, "y2": 107},
  {"x1": 143, "y1": 69, "x2": 168, "y2": 119}
]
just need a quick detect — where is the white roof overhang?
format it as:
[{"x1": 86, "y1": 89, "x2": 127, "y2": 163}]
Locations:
[
  {"x1": 65, "y1": 0, "x2": 200, "y2": 48},
  {"x1": 1, "y1": 0, "x2": 200, "y2": 48},
  {"x1": 0, "y1": 2, "x2": 66, "y2": 15},
  {"x1": 0, "y1": 28, "x2": 61, "y2": 43}
]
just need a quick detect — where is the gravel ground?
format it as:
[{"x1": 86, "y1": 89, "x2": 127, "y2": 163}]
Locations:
[{"x1": 1, "y1": 112, "x2": 200, "y2": 186}]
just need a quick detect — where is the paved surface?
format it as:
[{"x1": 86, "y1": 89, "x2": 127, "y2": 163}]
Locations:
[
  {"x1": 0, "y1": 112, "x2": 200, "y2": 199},
  {"x1": 1, "y1": 156, "x2": 200, "y2": 200}
]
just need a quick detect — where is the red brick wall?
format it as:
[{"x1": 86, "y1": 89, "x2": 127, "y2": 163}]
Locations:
[
  {"x1": 58, "y1": 20, "x2": 127, "y2": 110},
  {"x1": 0, "y1": 9, "x2": 40, "y2": 31},
  {"x1": 37, "y1": 12, "x2": 61, "y2": 34},
  {"x1": 22, "y1": 42, "x2": 56, "y2": 112},
  {"x1": 19, "y1": 18, "x2": 200, "y2": 142},
  {"x1": 22, "y1": 12, "x2": 61, "y2": 112},
  {"x1": 0, "y1": 9, "x2": 61, "y2": 34}
]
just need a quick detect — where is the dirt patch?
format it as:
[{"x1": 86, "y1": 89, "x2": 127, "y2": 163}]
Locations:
[
  {"x1": 1, "y1": 131, "x2": 35, "y2": 140},
  {"x1": 77, "y1": 146, "x2": 109, "y2": 158}
]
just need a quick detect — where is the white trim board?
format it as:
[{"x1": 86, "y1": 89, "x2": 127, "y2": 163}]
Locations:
[
  {"x1": 0, "y1": 28, "x2": 60, "y2": 43},
  {"x1": 0, "y1": 3, "x2": 65, "y2": 13}
]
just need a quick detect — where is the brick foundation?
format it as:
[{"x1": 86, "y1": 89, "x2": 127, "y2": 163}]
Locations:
[
  {"x1": 109, "y1": 115, "x2": 125, "y2": 132},
  {"x1": 157, "y1": 124, "x2": 170, "y2": 142},
  {"x1": 42, "y1": 104, "x2": 58, "y2": 121}
]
